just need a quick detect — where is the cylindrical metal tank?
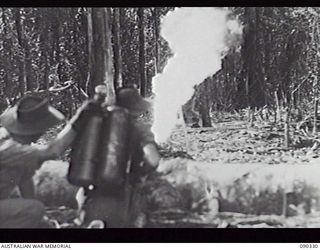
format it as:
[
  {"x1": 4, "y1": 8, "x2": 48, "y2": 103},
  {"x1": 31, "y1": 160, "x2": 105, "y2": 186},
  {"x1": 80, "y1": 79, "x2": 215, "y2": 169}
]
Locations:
[
  {"x1": 68, "y1": 85, "x2": 107, "y2": 187},
  {"x1": 95, "y1": 105, "x2": 131, "y2": 191}
]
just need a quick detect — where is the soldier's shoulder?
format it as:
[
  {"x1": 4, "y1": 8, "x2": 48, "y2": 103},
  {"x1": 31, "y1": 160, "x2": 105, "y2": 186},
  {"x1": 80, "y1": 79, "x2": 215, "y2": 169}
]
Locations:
[{"x1": 131, "y1": 120, "x2": 152, "y2": 132}]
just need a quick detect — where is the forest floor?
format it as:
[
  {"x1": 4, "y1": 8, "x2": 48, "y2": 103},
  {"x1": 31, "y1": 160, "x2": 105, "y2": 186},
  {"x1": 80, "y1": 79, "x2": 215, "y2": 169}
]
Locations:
[{"x1": 37, "y1": 112, "x2": 320, "y2": 228}]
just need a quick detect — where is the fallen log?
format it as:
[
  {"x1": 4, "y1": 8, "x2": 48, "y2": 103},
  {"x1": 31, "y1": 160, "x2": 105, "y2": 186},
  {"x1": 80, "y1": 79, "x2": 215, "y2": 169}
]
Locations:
[{"x1": 34, "y1": 158, "x2": 320, "y2": 227}]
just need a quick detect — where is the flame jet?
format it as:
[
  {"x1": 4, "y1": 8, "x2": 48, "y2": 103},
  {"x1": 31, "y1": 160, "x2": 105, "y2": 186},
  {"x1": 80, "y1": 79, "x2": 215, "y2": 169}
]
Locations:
[{"x1": 151, "y1": 7, "x2": 242, "y2": 143}]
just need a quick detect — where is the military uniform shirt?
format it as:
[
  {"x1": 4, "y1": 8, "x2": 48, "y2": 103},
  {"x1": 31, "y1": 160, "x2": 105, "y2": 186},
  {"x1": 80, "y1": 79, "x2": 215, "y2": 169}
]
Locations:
[{"x1": 0, "y1": 128, "x2": 42, "y2": 199}]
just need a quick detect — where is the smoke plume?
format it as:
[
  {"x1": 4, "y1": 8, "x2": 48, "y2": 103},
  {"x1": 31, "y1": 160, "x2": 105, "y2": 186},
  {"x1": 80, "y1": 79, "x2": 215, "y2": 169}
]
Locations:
[{"x1": 151, "y1": 7, "x2": 242, "y2": 143}]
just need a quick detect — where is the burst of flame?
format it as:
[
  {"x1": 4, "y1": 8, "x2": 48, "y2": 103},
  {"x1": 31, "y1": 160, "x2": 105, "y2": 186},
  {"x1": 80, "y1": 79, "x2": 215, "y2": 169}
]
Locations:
[{"x1": 151, "y1": 7, "x2": 242, "y2": 143}]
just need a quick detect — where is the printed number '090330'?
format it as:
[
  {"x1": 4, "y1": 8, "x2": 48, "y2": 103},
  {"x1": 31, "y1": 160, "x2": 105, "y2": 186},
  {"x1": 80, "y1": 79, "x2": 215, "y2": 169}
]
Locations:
[{"x1": 300, "y1": 244, "x2": 318, "y2": 248}]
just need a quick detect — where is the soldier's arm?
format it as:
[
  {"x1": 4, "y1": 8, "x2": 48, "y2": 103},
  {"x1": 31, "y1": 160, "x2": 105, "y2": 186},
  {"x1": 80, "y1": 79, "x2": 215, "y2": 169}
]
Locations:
[
  {"x1": 36, "y1": 100, "x2": 95, "y2": 163},
  {"x1": 135, "y1": 122, "x2": 160, "y2": 169},
  {"x1": 36, "y1": 124, "x2": 77, "y2": 163},
  {"x1": 19, "y1": 124, "x2": 76, "y2": 199},
  {"x1": 142, "y1": 143, "x2": 160, "y2": 168}
]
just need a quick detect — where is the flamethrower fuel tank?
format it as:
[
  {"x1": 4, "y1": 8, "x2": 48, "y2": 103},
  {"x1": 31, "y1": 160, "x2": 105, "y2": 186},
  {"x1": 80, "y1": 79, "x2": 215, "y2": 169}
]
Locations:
[
  {"x1": 68, "y1": 115, "x2": 103, "y2": 187},
  {"x1": 96, "y1": 105, "x2": 131, "y2": 191},
  {"x1": 68, "y1": 86, "x2": 106, "y2": 188}
]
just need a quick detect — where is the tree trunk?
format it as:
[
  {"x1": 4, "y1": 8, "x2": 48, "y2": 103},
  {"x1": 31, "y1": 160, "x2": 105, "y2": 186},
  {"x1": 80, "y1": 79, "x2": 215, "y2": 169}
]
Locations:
[
  {"x1": 52, "y1": 9, "x2": 61, "y2": 85},
  {"x1": 199, "y1": 81, "x2": 212, "y2": 127},
  {"x1": 138, "y1": 7, "x2": 147, "y2": 97},
  {"x1": 42, "y1": 51, "x2": 49, "y2": 92},
  {"x1": 313, "y1": 98, "x2": 318, "y2": 135},
  {"x1": 112, "y1": 8, "x2": 123, "y2": 90},
  {"x1": 14, "y1": 8, "x2": 27, "y2": 95},
  {"x1": 153, "y1": 7, "x2": 160, "y2": 74},
  {"x1": 239, "y1": 7, "x2": 266, "y2": 109},
  {"x1": 275, "y1": 90, "x2": 281, "y2": 123},
  {"x1": 1, "y1": 8, "x2": 13, "y2": 98},
  {"x1": 199, "y1": 101, "x2": 212, "y2": 127},
  {"x1": 87, "y1": 8, "x2": 93, "y2": 94},
  {"x1": 284, "y1": 107, "x2": 290, "y2": 149},
  {"x1": 20, "y1": 9, "x2": 32, "y2": 92},
  {"x1": 24, "y1": 40, "x2": 32, "y2": 91},
  {"x1": 38, "y1": 9, "x2": 50, "y2": 92},
  {"x1": 87, "y1": 8, "x2": 115, "y2": 103},
  {"x1": 313, "y1": 19, "x2": 320, "y2": 135}
]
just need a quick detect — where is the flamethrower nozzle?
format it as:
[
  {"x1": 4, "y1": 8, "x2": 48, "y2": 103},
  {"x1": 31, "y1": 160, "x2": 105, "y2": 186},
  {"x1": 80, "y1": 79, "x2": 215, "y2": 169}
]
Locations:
[{"x1": 94, "y1": 85, "x2": 108, "y2": 103}]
